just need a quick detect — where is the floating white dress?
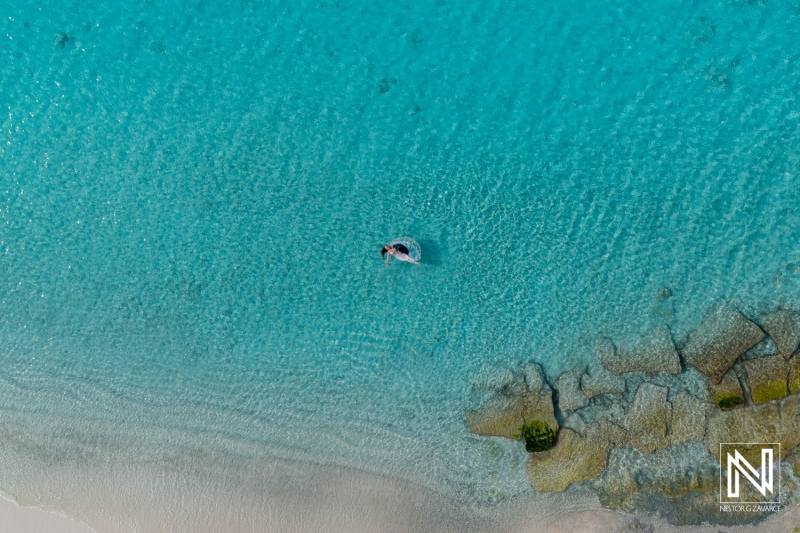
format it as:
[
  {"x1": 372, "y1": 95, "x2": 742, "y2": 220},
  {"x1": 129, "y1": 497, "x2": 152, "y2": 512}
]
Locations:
[{"x1": 388, "y1": 237, "x2": 421, "y2": 264}]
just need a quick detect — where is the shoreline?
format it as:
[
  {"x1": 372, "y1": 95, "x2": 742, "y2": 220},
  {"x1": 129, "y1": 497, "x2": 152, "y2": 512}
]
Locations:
[
  {"x1": 0, "y1": 494, "x2": 95, "y2": 533},
  {"x1": 3, "y1": 455, "x2": 800, "y2": 533}
]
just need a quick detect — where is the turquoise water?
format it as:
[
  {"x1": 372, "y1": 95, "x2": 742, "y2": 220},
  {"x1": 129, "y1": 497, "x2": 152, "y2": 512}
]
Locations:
[{"x1": 2, "y1": 0, "x2": 800, "y2": 524}]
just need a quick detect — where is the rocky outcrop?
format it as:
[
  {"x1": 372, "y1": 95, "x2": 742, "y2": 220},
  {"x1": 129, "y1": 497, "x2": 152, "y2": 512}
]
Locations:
[
  {"x1": 706, "y1": 393, "x2": 800, "y2": 461},
  {"x1": 621, "y1": 383, "x2": 671, "y2": 453},
  {"x1": 596, "y1": 444, "x2": 733, "y2": 526},
  {"x1": 526, "y1": 419, "x2": 626, "y2": 492},
  {"x1": 743, "y1": 355, "x2": 790, "y2": 405},
  {"x1": 600, "y1": 326, "x2": 681, "y2": 375},
  {"x1": 617, "y1": 385, "x2": 708, "y2": 453},
  {"x1": 759, "y1": 308, "x2": 800, "y2": 359},
  {"x1": 789, "y1": 356, "x2": 800, "y2": 395},
  {"x1": 466, "y1": 363, "x2": 557, "y2": 440},
  {"x1": 681, "y1": 300, "x2": 765, "y2": 383},
  {"x1": 466, "y1": 300, "x2": 800, "y2": 526},
  {"x1": 594, "y1": 336, "x2": 617, "y2": 368},
  {"x1": 554, "y1": 367, "x2": 588, "y2": 412},
  {"x1": 668, "y1": 392, "x2": 709, "y2": 446},
  {"x1": 581, "y1": 364, "x2": 626, "y2": 398}
]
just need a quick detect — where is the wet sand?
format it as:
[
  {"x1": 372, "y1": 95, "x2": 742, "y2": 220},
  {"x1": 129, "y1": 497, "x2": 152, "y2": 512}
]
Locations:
[
  {"x1": 4, "y1": 457, "x2": 800, "y2": 533},
  {"x1": 0, "y1": 495, "x2": 95, "y2": 533}
]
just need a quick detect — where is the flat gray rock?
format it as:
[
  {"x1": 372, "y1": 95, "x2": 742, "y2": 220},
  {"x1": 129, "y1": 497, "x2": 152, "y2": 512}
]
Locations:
[
  {"x1": 602, "y1": 326, "x2": 681, "y2": 375},
  {"x1": 581, "y1": 364, "x2": 626, "y2": 398},
  {"x1": 669, "y1": 391, "x2": 709, "y2": 446},
  {"x1": 554, "y1": 367, "x2": 589, "y2": 412},
  {"x1": 681, "y1": 300, "x2": 765, "y2": 384},
  {"x1": 561, "y1": 411, "x2": 589, "y2": 436},
  {"x1": 521, "y1": 362, "x2": 546, "y2": 391},
  {"x1": 759, "y1": 308, "x2": 800, "y2": 359},
  {"x1": 622, "y1": 383, "x2": 671, "y2": 453}
]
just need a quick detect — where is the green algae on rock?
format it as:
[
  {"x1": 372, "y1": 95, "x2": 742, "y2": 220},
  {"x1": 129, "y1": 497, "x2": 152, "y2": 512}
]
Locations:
[
  {"x1": 465, "y1": 363, "x2": 558, "y2": 440},
  {"x1": 716, "y1": 395, "x2": 743, "y2": 409},
  {"x1": 526, "y1": 419, "x2": 626, "y2": 492},
  {"x1": 743, "y1": 355, "x2": 790, "y2": 405},
  {"x1": 706, "y1": 393, "x2": 800, "y2": 462},
  {"x1": 681, "y1": 300, "x2": 765, "y2": 383},
  {"x1": 707, "y1": 368, "x2": 745, "y2": 410},
  {"x1": 751, "y1": 381, "x2": 788, "y2": 405},
  {"x1": 466, "y1": 300, "x2": 800, "y2": 526},
  {"x1": 522, "y1": 420, "x2": 556, "y2": 453}
]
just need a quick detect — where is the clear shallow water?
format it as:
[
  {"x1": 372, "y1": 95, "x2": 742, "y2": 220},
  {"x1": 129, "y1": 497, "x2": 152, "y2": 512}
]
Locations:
[{"x1": 2, "y1": 0, "x2": 800, "y2": 520}]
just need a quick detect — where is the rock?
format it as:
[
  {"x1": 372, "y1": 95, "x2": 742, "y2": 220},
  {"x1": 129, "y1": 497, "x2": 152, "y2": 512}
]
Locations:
[
  {"x1": 586, "y1": 393, "x2": 629, "y2": 426},
  {"x1": 526, "y1": 419, "x2": 627, "y2": 492},
  {"x1": 561, "y1": 411, "x2": 589, "y2": 436},
  {"x1": 472, "y1": 366, "x2": 527, "y2": 395},
  {"x1": 743, "y1": 355, "x2": 789, "y2": 405},
  {"x1": 594, "y1": 336, "x2": 616, "y2": 365},
  {"x1": 377, "y1": 78, "x2": 395, "y2": 93},
  {"x1": 783, "y1": 445, "x2": 800, "y2": 477},
  {"x1": 581, "y1": 364, "x2": 626, "y2": 399},
  {"x1": 54, "y1": 32, "x2": 69, "y2": 49},
  {"x1": 789, "y1": 357, "x2": 800, "y2": 395},
  {"x1": 622, "y1": 383, "x2": 671, "y2": 453},
  {"x1": 742, "y1": 337, "x2": 779, "y2": 361},
  {"x1": 759, "y1": 308, "x2": 800, "y2": 359},
  {"x1": 596, "y1": 443, "x2": 726, "y2": 526},
  {"x1": 669, "y1": 392, "x2": 709, "y2": 446},
  {"x1": 707, "y1": 369, "x2": 744, "y2": 410},
  {"x1": 502, "y1": 373, "x2": 528, "y2": 396},
  {"x1": 657, "y1": 287, "x2": 673, "y2": 299},
  {"x1": 707, "y1": 394, "x2": 800, "y2": 461},
  {"x1": 554, "y1": 368, "x2": 588, "y2": 412},
  {"x1": 681, "y1": 300, "x2": 765, "y2": 383},
  {"x1": 603, "y1": 325, "x2": 681, "y2": 375},
  {"x1": 465, "y1": 393, "x2": 522, "y2": 439},
  {"x1": 521, "y1": 362, "x2": 546, "y2": 391},
  {"x1": 516, "y1": 363, "x2": 558, "y2": 431},
  {"x1": 466, "y1": 363, "x2": 557, "y2": 440}
]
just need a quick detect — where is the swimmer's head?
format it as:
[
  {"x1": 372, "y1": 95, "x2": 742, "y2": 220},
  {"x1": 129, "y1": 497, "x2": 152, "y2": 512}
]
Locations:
[{"x1": 381, "y1": 246, "x2": 390, "y2": 258}]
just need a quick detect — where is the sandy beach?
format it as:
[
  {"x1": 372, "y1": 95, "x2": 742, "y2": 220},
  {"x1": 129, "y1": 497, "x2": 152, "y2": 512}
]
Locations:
[
  {"x1": 0, "y1": 495, "x2": 95, "y2": 533},
  {"x1": 3, "y1": 458, "x2": 800, "y2": 533}
]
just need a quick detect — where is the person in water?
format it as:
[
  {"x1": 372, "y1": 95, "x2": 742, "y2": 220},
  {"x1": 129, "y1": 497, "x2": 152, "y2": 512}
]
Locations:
[{"x1": 381, "y1": 243, "x2": 419, "y2": 267}]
